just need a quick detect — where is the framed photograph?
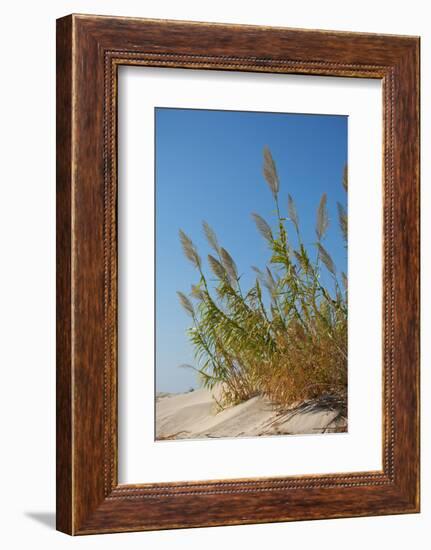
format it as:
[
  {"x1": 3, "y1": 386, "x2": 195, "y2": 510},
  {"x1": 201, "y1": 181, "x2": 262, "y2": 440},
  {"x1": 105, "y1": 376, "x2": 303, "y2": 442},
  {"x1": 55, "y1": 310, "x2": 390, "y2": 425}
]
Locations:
[{"x1": 56, "y1": 14, "x2": 420, "y2": 535}]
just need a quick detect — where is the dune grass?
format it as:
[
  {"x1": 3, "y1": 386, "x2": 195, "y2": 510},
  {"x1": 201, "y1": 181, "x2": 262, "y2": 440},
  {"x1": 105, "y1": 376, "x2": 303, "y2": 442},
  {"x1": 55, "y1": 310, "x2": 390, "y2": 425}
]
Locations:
[{"x1": 177, "y1": 148, "x2": 347, "y2": 411}]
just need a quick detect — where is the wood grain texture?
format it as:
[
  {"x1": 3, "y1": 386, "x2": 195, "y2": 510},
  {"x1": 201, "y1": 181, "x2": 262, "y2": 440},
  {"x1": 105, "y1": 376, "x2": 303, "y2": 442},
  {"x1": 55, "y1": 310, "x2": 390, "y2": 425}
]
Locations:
[
  {"x1": 56, "y1": 15, "x2": 73, "y2": 535},
  {"x1": 56, "y1": 14, "x2": 420, "y2": 535}
]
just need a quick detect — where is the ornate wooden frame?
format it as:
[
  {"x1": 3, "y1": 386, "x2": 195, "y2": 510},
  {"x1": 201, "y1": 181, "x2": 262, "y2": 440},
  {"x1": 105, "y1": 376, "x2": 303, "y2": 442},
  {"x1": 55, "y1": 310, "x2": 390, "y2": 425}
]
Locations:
[{"x1": 56, "y1": 14, "x2": 420, "y2": 535}]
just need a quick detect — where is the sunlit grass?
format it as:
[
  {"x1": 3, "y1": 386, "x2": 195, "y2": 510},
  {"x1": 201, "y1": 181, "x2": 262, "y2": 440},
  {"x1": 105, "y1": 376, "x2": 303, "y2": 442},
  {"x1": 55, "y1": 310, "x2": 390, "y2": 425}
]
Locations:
[{"x1": 177, "y1": 148, "x2": 347, "y2": 411}]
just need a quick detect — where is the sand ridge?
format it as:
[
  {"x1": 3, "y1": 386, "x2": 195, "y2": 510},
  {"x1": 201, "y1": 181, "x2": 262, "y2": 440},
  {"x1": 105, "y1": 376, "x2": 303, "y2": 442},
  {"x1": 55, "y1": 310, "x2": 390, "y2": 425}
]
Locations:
[{"x1": 156, "y1": 387, "x2": 347, "y2": 440}]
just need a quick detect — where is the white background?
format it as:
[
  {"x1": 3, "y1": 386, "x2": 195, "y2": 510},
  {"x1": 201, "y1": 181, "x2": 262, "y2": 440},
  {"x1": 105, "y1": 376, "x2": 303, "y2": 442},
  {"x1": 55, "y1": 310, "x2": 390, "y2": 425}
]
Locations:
[
  {"x1": 0, "y1": 1, "x2": 428, "y2": 548},
  {"x1": 119, "y1": 67, "x2": 382, "y2": 483}
]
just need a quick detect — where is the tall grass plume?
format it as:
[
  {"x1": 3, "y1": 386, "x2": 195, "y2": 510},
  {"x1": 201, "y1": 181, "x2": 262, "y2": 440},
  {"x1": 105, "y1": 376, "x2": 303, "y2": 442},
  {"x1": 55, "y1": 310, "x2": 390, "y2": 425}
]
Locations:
[{"x1": 177, "y1": 149, "x2": 347, "y2": 412}]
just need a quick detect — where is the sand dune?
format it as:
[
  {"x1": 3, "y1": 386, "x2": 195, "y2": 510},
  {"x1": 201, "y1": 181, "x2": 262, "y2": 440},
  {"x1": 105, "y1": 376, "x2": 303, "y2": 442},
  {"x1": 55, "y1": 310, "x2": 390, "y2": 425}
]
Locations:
[{"x1": 156, "y1": 388, "x2": 346, "y2": 440}]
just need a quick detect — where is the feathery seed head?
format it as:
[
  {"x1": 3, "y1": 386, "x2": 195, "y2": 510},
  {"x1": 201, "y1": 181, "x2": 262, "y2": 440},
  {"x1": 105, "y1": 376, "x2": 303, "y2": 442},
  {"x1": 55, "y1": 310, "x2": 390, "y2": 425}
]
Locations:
[
  {"x1": 317, "y1": 242, "x2": 336, "y2": 276},
  {"x1": 287, "y1": 194, "x2": 299, "y2": 230},
  {"x1": 342, "y1": 165, "x2": 348, "y2": 192},
  {"x1": 202, "y1": 220, "x2": 220, "y2": 254},
  {"x1": 220, "y1": 247, "x2": 238, "y2": 284},
  {"x1": 316, "y1": 193, "x2": 329, "y2": 240},
  {"x1": 179, "y1": 229, "x2": 201, "y2": 269},
  {"x1": 252, "y1": 212, "x2": 273, "y2": 244},
  {"x1": 177, "y1": 291, "x2": 195, "y2": 316},
  {"x1": 337, "y1": 201, "x2": 347, "y2": 243},
  {"x1": 191, "y1": 284, "x2": 205, "y2": 301},
  {"x1": 208, "y1": 254, "x2": 227, "y2": 281},
  {"x1": 341, "y1": 271, "x2": 348, "y2": 291},
  {"x1": 263, "y1": 147, "x2": 279, "y2": 197}
]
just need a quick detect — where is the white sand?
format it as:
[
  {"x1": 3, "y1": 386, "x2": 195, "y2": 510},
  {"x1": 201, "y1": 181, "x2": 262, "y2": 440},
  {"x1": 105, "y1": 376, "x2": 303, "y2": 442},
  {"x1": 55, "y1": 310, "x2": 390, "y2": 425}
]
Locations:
[{"x1": 156, "y1": 388, "x2": 346, "y2": 440}]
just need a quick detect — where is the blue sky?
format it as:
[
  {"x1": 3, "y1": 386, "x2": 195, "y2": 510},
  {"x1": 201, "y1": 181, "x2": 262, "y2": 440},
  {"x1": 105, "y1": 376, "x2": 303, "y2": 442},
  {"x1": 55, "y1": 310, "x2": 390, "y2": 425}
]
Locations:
[{"x1": 155, "y1": 108, "x2": 347, "y2": 393}]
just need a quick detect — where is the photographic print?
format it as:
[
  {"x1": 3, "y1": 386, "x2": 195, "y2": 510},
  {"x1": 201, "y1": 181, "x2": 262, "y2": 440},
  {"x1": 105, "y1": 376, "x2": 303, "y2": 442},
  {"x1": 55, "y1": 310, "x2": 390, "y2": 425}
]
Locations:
[
  {"x1": 56, "y1": 16, "x2": 420, "y2": 533},
  {"x1": 155, "y1": 107, "x2": 348, "y2": 441}
]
